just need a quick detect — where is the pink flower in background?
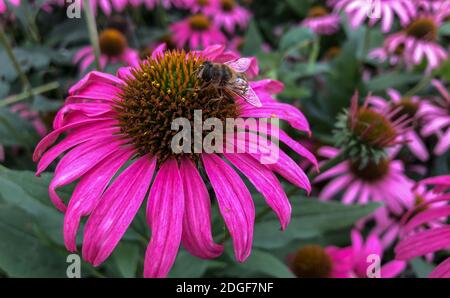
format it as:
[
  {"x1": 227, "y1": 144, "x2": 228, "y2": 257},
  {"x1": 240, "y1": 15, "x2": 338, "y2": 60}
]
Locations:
[
  {"x1": 382, "y1": 9, "x2": 448, "y2": 72},
  {"x1": 141, "y1": 0, "x2": 186, "y2": 9},
  {"x1": 74, "y1": 28, "x2": 140, "y2": 72},
  {"x1": 288, "y1": 244, "x2": 354, "y2": 278},
  {"x1": 330, "y1": 0, "x2": 416, "y2": 32},
  {"x1": 0, "y1": 0, "x2": 20, "y2": 13},
  {"x1": 183, "y1": 0, "x2": 212, "y2": 13},
  {"x1": 0, "y1": 103, "x2": 47, "y2": 163},
  {"x1": 51, "y1": 0, "x2": 143, "y2": 14},
  {"x1": 350, "y1": 230, "x2": 406, "y2": 278},
  {"x1": 300, "y1": 5, "x2": 340, "y2": 35},
  {"x1": 33, "y1": 45, "x2": 316, "y2": 277},
  {"x1": 289, "y1": 230, "x2": 405, "y2": 278},
  {"x1": 203, "y1": 0, "x2": 251, "y2": 33},
  {"x1": 420, "y1": 80, "x2": 450, "y2": 155},
  {"x1": 368, "y1": 89, "x2": 429, "y2": 161},
  {"x1": 395, "y1": 176, "x2": 450, "y2": 278},
  {"x1": 372, "y1": 183, "x2": 447, "y2": 249},
  {"x1": 315, "y1": 147, "x2": 415, "y2": 216},
  {"x1": 170, "y1": 14, "x2": 227, "y2": 49}
]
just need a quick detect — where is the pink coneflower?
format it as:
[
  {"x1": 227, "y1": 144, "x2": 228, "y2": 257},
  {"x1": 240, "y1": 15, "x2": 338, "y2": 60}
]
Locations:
[
  {"x1": 74, "y1": 28, "x2": 140, "y2": 72},
  {"x1": 350, "y1": 230, "x2": 405, "y2": 278},
  {"x1": 330, "y1": 0, "x2": 416, "y2": 33},
  {"x1": 372, "y1": 183, "x2": 446, "y2": 249},
  {"x1": 0, "y1": 0, "x2": 19, "y2": 13},
  {"x1": 382, "y1": 9, "x2": 448, "y2": 72},
  {"x1": 288, "y1": 230, "x2": 405, "y2": 278},
  {"x1": 34, "y1": 45, "x2": 316, "y2": 278},
  {"x1": 368, "y1": 89, "x2": 429, "y2": 161},
  {"x1": 315, "y1": 146, "x2": 414, "y2": 216},
  {"x1": 288, "y1": 244, "x2": 354, "y2": 278},
  {"x1": 170, "y1": 14, "x2": 227, "y2": 49},
  {"x1": 420, "y1": 80, "x2": 450, "y2": 155},
  {"x1": 141, "y1": 0, "x2": 186, "y2": 9},
  {"x1": 204, "y1": 0, "x2": 251, "y2": 34},
  {"x1": 395, "y1": 175, "x2": 450, "y2": 278},
  {"x1": 300, "y1": 5, "x2": 340, "y2": 35}
]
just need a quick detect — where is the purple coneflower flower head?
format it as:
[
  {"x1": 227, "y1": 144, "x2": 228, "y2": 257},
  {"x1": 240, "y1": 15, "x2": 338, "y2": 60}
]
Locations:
[
  {"x1": 0, "y1": 0, "x2": 19, "y2": 13},
  {"x1": 74, "y1": 28, "x2": 140, "y2": 72},
  {"x1": 330, "y1": 0, "x2": 416, "y2": 33},
  {"x1": 420, "y1": 80, "x2": 450, "y2": 155},
  {"x1": 170, "y1": 14, "x2": 227, "y2": 49},
  {"x1": 301, "y1": 5, "x2": 341, "y2": 35},
  {"x1": 368, "y1": 89, "x2": 429, "y2": 161},
  {"x1": 395, "y1": 175, "x2": 450, "y2": 278},
  {"x1": 315, "y1": 146, "x2": 414, "y2": 216},
  {"x1": 34, "y1": 45, "x2": 316, "y2": 277},
  {"x1": 382, "y1": 9, "x2": 448, "y2": 72},
  {"x1": 288, "y1": 244, "x2": 354, "y2": 278},
  {"x1": 203, "y1": 0, "x2": 251, "y2": 34},
  {"x1": 334, "y1": 91, "x2": 413, "y2": 163},
  {"x1": 350, "y1": 230, "x2": 405, "y2": 277}
]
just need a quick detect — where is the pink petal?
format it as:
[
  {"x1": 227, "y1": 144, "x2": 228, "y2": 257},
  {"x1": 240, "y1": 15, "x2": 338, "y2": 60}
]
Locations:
[
  {"x1": 48, "y1": 138, "x2": 123, "y2": 212},
  {"x1": 83, "y1": 156, "x2": 156, "y2": 266},
  {"x1": 64, "y1": 149, "x2": 133, "y2": 251},
  {"x1": 224, "y1": 152, "x2": 291, "y2": 230},
  {"x1": 144, "y1": 159, "x2": 184, "y2": 278},
  {"x1": 395, "y1": 226, "x2": 450, "y2": 260},
  {"x1": 180, "y1": 158, "x2": 223, "y2": 259},
  {"x1": 202, "y1": 153, "x2": 254, "y2": 262}
]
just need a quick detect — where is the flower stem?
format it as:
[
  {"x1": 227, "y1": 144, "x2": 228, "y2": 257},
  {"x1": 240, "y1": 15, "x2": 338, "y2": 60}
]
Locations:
[
  {"x1": 404, "y1": 76, "x2": 432, "y2": 98},
  {"x1": 307, "y1": 35, "x2": 320, "y2": 72},
  {"x1": 0, "y1": 82, "x2": 60, "y2": 107},
  {"x1": 0, "y1": 27, "x2": 31, "y2": 91},
  {"x1": 82, "y1": 0, "x2": 101, "y2": 70}
]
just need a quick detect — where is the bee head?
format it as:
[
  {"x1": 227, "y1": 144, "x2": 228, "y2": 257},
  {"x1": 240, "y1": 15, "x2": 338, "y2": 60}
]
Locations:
[{"x1": 198, "y1": 61, "x2": 213, "y2": 81}]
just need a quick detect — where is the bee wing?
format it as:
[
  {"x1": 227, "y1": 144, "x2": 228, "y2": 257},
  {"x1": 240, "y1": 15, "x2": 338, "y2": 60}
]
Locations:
[
  {"x1": 224, "y1": 86, "x2": 262, "y2": 108},
  {"x1": 243, "y1": 86, "x2": 262, "y2": 107},
  {"x1": 225, "y1": 58, "x2": 252, "y2": 73}
]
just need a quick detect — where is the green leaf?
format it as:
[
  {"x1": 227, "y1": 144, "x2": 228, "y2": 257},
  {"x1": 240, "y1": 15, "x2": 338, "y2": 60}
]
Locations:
[
  {"x1": 0, "y1": 165, "x2": 66, "y2": 244},
  {"x1": 253, "y1": 198, "x2": 381, "y2": 249},
  {"x1": 169, "y1": 250, "x2": 209, "y2": 278},
  {"x1": 113, "y1": 242, "x2": 140, "y2": 278},
  {"x1": 410, "y1": 258, "x2": 434, "y2": 278},
  {"x1": 225, "y1": 249, "x2": 294, "y2": 277},
  {"x1": 439, "y1": 22, "x2": 450, "y2": 36},
  {"x1": 0, "y1": 107, "x2": 40, "y2": 147},
  {"x1": 279, "y1": 27, "x2": 314, "y2": 53},
  {"x1": 0, "y1": 202, "x2": 67, "y2": 277},
  {"x1": 241, "y1": 20, "x2": 264, "y2": 56},
  {"x1": 366, "y1": 71, "x2": 422, "y2": 92}
]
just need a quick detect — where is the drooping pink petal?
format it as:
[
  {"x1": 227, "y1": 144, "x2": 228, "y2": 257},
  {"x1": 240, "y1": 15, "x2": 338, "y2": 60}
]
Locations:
[
  {"x1": 429, "y1": 258, "x2": 450, "y2": 278},
  {"x1": 202, "y1": 153, "x2": 254, "y2": 262},
  {"x1": 180, "y1": 158, "x2": 223, "y2": 259},
  {"x1": 64, "y1": 149, "x2": 133, "y2": 252},
  {"x1": 224, "y1": 152, "x2": 291, "y2": 230},
  {"x1": 395, "y1": 226, "x2": 450, "y2": 260},
  {"x1": 48, "y1": 138, "x2": 123, "y2": 212},
  {"x1": 83, "y1": 156, "x2": 156, "y2": 266},
  {"x1": 144, "y1": 159, "x2": 184, "y2": 278}
]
